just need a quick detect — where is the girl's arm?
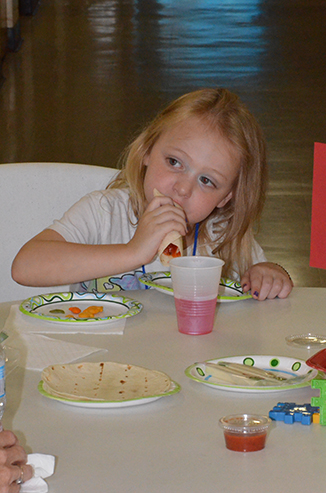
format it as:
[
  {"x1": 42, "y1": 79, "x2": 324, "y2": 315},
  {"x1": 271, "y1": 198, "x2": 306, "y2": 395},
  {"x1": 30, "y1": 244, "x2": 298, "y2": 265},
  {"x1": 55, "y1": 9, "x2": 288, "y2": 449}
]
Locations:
[
  {"x1": 12, "y1": 196, "x2": 187, "y2": 287},
  {"x1": 240, "y1": 262, "x2": 293, "y2": 301},
  {"x1": 12, "y1": 229, "x2": 142, "y2": 287}
]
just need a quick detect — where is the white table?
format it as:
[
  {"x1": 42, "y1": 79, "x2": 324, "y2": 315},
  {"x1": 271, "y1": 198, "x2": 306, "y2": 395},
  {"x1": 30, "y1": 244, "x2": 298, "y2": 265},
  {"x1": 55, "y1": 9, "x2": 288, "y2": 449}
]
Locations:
[{"x1": 2, "y1": 288, "x2": 326, "y2": 493}]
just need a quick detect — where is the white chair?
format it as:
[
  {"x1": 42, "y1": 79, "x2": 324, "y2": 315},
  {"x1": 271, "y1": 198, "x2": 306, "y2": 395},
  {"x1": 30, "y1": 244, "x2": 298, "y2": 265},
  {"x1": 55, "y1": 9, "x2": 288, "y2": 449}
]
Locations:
[{"x1": 0, "y1": 162, "x2": 118, "y2": 302}]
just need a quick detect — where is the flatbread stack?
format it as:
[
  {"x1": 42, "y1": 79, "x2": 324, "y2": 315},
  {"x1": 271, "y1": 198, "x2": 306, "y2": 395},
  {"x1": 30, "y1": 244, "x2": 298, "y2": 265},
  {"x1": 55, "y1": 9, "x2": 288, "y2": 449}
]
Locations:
[
  {"x1": 153, "y1": 189, "x2": 184, "y2": 266},
  {"x1": 41, "y1": 362, "x2": 172, "y2": 402}
]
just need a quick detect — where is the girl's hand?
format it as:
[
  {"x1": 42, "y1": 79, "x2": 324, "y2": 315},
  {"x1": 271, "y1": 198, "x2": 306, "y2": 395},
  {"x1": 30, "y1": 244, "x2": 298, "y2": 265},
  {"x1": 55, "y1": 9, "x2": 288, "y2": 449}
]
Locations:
[
  {"x1": 128, "y1": 195, "x2": 187, "y2": 266},
  {"x1": 241, "y1": 262, "x2": 293, "y2": 301}
]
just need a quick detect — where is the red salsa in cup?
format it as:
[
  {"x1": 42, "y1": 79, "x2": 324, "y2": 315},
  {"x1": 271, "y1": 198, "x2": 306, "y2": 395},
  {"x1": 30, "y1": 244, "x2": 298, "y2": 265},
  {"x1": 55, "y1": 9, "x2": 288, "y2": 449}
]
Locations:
[{"x1": 219, "y1": 414, "x2": 271, "y2": 452}]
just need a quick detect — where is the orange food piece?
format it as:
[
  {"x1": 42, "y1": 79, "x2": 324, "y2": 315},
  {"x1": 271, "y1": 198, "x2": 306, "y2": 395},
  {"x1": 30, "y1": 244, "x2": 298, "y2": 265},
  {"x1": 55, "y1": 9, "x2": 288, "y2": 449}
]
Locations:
[
  {"x1": 88, "y1": 306, "x2": 103, "y2": 314},
  {"x1": 163, "y1": 243, "x2": 181, "y2": 257},
  {"x1": 69, "y1": 307, "x2": 82, "y2": 314},
  {"x1": 78, "y1": 306, "x2": 103, "y2": 319}
]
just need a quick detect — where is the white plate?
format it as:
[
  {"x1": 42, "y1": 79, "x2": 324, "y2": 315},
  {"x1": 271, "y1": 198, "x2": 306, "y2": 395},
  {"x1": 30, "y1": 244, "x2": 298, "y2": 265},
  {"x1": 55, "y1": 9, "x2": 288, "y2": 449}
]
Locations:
[
  {"x1": 38, "y1": 380, "x2": 181, "y2": 408},
  {"x1": 20, "y1": 292, "x2": 143, "y2": 325},
  {"x1": 139, "y1": 272, "x2": 252, "y2": 302},
  {"x1": 185, "y1": 355, "x2": 319, "y2": 393}
]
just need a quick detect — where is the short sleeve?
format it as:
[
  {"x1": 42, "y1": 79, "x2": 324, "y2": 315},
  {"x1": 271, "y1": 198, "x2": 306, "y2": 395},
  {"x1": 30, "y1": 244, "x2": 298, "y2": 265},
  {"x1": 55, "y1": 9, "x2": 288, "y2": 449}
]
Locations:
[
  {"x1": 47, "y1": 191, "x2": 108, "y2": 244},
  {"x1": 47, "y1": 189, "x2": 136, "y2": 246}
]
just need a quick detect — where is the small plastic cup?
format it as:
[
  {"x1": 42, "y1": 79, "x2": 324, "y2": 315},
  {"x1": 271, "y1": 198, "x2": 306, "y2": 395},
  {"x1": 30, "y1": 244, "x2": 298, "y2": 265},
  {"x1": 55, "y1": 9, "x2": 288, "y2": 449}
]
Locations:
[
  {"x1": 219, "y1": 414, "x2": 271, "y2": 452},
  {"x1": 170, "y1": 256, "x2": 224, "y2": 335}
]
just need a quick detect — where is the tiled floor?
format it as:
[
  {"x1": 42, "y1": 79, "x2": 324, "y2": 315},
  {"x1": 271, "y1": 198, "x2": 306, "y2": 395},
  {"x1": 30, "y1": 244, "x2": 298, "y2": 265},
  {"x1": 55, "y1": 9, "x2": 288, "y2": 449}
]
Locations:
[{"x1": 1, "y1": 0, "x2": 326, "y2": 287}]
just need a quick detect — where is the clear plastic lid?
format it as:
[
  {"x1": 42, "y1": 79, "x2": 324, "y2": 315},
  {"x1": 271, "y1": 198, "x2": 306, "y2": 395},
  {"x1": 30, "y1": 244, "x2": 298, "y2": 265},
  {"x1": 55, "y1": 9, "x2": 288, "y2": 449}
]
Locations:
[
  {"x1": 219, "y1": 414, "x2": 271, "y2": 434},
  {"x1": 285, "y1": 334, "x2": 326, "y2": 349}
]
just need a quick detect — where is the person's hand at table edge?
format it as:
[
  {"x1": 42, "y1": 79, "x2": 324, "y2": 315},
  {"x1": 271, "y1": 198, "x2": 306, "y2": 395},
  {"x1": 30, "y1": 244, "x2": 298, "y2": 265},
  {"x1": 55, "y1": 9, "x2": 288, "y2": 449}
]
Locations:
[
  {"x1": 0, "y1": 429, "x2": 34, "y2": 492},
  {"x1": 241, "y1": 262, "x2": 293, "y2": 301}
]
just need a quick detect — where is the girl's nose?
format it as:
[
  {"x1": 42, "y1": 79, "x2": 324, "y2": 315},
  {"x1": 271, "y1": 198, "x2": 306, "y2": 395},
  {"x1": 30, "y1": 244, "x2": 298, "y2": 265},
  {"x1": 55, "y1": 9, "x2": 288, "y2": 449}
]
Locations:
[{"x1": 173, "y1": 177, "x2": 193, "y2": 198}]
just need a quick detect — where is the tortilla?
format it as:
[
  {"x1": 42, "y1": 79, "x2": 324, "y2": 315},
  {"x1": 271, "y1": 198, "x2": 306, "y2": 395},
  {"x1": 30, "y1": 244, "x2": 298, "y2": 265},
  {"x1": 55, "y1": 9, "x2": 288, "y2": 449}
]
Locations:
[
  {"x1": 41, "y1": 362, "x2": 172, "y2": 402},
  {"x1": 153, "y1": 189, "x2": 183, "y2": 266}
]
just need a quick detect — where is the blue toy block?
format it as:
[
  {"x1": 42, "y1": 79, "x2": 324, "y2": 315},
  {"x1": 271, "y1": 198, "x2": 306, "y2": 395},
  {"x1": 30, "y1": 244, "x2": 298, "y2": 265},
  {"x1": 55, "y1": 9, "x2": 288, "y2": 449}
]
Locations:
[
  {"x1": 311, "y1": 379, "x2": 326, "y2": 425},
  {"x1": 269, "y1": 402, "x2": 319, "y2": 425}
]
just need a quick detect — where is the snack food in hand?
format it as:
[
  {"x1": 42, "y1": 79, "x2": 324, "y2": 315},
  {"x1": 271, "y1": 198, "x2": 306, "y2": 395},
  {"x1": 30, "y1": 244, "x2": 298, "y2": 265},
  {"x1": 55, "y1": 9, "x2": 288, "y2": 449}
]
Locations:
[{"x1": 153, "y1": 189, "x2": 183, "y2": 266}]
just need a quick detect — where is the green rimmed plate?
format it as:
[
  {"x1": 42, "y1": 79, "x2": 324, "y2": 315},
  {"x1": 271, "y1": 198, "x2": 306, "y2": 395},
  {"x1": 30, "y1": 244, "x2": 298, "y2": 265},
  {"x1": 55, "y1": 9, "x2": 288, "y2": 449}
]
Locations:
[
  {"x1": 139, "y1": 272, "x2": 252, "y2": 302},
  {"x1": 185, "y1": 355, "x2": 320, "y2": 393},
  {"x1": 38, "y1": 379, "x2": 181, "y2": 408},
  {"x1": 20, "y1": 292, "x2": 143, "y2": 324}
]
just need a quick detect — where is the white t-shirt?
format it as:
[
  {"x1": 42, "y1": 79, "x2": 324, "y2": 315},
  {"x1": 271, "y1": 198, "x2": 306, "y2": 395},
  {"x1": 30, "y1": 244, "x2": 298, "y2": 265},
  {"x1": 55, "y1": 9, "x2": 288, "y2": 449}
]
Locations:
[{"x1": 48, "y1": 188, "x2": 266, "y2": 292}]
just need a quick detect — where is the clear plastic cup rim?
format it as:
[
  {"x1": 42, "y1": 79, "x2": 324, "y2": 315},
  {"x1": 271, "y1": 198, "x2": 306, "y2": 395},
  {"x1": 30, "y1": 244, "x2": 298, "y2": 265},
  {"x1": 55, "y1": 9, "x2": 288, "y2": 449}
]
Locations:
[
  {"x1": 219, "y1": 414, "x2": 271, "y2": 435},
  {"x1": 170, "y1": 256, "x2": 225, "y2": 269}
]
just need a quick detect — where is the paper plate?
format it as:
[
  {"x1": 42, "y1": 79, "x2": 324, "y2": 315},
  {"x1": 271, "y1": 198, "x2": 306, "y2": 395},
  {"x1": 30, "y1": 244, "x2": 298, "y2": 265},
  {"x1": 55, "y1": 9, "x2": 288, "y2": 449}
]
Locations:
[
  {"x1": 139, "y1": 272, "x2": 252, "y2": 302},
  {"x1": 38, "y1": 380, "x2": 181, "y2": 408},
  {"x1": 20, "y1": 292, "x2": 143, "y2": 324},
  {"x1": 185, "y1": 355, "x2": 319, "y2": 393}
]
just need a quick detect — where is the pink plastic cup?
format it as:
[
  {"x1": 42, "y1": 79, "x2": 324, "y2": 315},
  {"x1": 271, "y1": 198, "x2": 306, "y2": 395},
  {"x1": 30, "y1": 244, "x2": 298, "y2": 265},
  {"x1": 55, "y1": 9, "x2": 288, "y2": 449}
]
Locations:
[{"x1": 170, "y1": 256, "x2": 224, "y2": 335}]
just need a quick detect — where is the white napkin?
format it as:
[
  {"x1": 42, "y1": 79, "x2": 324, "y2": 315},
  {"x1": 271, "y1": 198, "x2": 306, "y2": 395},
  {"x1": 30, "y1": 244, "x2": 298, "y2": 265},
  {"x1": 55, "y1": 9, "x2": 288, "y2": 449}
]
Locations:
[
  {"x1": 22, "y1": 453, "x2": 55, "y2": 493},
  {"x1": 3, "y1": 305, "x2": 112, "y2": 370},
  {"x1": 19, "y1": 333, "x2": 108, "y2": 370},
  {"x1": 5, "y1": 304, "x2": 126, "y2": 335}
]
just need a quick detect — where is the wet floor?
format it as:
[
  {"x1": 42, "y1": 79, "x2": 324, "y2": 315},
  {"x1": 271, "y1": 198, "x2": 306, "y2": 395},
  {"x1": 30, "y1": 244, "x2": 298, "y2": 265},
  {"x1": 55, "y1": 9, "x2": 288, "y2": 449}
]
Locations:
[{"x1": 1, "y1": 0, "x2": 326, "y2": 287}]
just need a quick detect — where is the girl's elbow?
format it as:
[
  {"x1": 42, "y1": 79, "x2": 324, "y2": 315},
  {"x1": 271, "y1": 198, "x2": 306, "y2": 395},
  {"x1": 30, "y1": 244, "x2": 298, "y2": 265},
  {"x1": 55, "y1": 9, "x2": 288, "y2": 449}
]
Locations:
[{"x1": 11, "y1": 255, "x2": 29, "y2": 286}]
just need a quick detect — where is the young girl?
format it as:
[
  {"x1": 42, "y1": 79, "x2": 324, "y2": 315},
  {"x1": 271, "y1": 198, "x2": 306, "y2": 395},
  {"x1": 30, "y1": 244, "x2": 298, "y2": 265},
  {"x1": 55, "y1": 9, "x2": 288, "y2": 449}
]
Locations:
[{"x1": 12, "y1": 88, "x2": 293, "y2": 301}]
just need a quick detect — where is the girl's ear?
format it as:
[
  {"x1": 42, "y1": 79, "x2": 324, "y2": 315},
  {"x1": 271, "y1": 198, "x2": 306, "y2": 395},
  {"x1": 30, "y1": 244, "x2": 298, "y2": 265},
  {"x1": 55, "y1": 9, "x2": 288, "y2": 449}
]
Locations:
[{"x1": 216, "y1": 190, "x2": 233, "y2": 208}]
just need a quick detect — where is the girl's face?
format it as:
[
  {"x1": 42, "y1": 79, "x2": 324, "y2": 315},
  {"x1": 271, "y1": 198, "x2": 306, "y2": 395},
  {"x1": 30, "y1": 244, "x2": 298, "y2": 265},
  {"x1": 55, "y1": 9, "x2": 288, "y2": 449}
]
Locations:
[{"x1": 143, "y1": 117, "x2": 240, "y2": 226}]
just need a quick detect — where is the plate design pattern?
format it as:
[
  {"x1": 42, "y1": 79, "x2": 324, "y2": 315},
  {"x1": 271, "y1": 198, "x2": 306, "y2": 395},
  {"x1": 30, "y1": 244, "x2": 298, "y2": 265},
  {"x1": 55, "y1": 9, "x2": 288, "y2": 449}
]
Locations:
[
  {"x1": 185, "y1": 355, "x2": 319, "y2": 393},
  {"x1": 20, "y1": 291, "x2": 143, "y2": 323},
  {"x1": 139, "y1": 272, "x2": 252, "y2": 302},
  {"x1": 38, "y1": 380, "x2": 181, "y2": 408}
]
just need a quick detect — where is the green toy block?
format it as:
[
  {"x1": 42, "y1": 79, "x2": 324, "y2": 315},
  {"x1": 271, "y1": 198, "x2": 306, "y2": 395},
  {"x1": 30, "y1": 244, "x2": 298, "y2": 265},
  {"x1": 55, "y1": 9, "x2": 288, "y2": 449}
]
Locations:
[{"x1": 311, "y1": 379, "x2": 326, "y2": 425}]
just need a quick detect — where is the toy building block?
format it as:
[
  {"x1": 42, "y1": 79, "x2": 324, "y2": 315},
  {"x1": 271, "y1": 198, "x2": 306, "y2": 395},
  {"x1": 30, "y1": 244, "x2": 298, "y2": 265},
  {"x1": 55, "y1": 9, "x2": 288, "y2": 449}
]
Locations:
[
  {"x1": 269, "y1": 402, "x2": 320, "y2": 425},
  {"x1": 311, "y1": 379, "x2": 326, "y2": 425}
]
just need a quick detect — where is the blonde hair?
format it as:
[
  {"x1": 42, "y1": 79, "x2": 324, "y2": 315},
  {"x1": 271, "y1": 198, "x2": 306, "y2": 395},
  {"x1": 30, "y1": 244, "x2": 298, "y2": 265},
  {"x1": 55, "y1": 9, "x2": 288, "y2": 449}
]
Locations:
[{"x1": 109, "y1": 88, "x2": 268, "y2": 279}]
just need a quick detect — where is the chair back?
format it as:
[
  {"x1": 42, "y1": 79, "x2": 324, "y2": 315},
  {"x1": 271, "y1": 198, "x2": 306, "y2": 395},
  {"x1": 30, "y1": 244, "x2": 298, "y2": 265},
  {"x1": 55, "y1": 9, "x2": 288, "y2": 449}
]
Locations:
[{"x1": 0, "y1": 162, "x2": 118, "y2": 302}]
